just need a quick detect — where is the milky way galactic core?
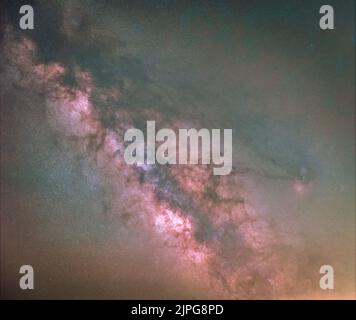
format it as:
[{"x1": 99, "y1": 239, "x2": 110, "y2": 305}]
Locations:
[{"x1": 0, "y1": 0, "x2": 355, "y2": 299}]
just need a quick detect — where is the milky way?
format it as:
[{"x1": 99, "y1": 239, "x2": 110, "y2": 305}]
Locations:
[{"x1": 1, "y1": 1, "x2": 354, "y2": 299}]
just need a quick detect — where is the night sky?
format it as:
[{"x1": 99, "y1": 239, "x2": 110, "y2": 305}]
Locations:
[{"x1": 1, "y1": 0, "x2": 355, "y2": 299}]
